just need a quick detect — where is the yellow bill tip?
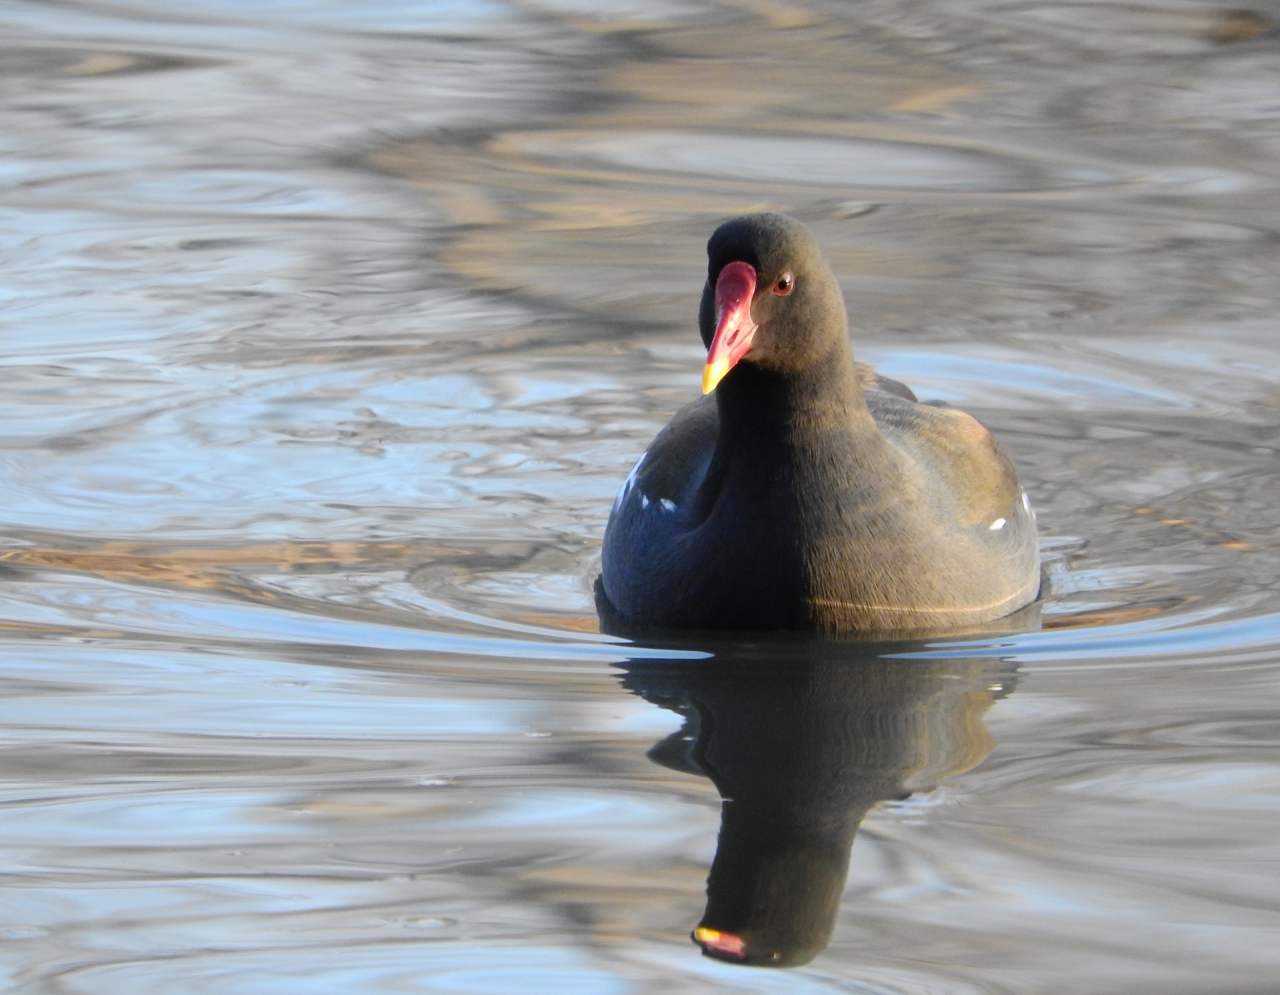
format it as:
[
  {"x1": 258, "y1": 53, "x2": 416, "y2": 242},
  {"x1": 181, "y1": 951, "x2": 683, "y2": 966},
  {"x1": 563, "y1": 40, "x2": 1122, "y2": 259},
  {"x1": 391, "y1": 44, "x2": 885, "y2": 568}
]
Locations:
[
  {"x1": 694, "y1": 927, "x2": 747, "y2": 957},
  {"x1": 702, "y1": 359, "x2": 731, "y2": 394}
]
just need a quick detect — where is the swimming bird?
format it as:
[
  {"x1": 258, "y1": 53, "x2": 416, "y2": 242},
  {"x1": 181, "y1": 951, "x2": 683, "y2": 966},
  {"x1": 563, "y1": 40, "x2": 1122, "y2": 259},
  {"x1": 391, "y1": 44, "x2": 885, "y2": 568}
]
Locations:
[{"x1": 599, "y1": 212, "x2": 1039, "y2": 633}]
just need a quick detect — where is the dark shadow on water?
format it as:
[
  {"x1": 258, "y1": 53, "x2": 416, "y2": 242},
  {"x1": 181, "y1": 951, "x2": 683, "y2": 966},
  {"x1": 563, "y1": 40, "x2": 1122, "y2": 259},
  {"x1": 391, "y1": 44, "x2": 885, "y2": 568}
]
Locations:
[{"x1": 617, "y1": 633, "x2": 1021, "y2": 968}]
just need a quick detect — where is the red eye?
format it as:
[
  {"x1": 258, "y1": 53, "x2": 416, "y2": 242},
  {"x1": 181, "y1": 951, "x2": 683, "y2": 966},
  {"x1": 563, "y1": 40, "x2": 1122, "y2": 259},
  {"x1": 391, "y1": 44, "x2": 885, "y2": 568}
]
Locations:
[{"x1": 773, "y1": 273, "x2": 794, "y2": 296}]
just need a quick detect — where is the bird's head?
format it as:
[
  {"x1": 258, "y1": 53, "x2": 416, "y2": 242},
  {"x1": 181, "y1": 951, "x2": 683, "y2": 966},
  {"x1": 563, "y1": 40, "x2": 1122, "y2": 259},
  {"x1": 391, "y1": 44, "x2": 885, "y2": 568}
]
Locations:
[{"x1": 699, "y1": 213, "x2": 848, "y2": 393}]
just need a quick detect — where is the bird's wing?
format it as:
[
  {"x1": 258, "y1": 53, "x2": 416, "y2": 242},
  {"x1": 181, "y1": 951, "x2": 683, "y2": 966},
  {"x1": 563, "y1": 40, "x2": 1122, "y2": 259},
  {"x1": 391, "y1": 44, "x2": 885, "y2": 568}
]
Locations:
[
  {"x1": 615, "y1": 393, "x2": 719, "y2": 518},
  {"x1": 867, "y1": 392, "x2": 1022, "y2": 528}
]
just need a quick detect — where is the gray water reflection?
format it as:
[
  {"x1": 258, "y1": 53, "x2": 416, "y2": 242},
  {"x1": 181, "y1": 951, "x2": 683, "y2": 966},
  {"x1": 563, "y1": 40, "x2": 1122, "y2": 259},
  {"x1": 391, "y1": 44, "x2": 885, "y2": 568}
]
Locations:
[
  {"x1": 622, "y1": 644, "x2": 1017, "y2": 967},
  {"x1": 2, "y1": 0, "x2": 1280, "y2": 991}
]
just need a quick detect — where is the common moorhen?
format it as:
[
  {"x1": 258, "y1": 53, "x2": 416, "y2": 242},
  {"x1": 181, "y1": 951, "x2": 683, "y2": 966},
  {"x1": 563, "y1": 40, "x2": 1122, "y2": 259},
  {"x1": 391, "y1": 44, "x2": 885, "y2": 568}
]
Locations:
[{"x1": 600, "y1": 213, "x2": 1039, "y2": 632}]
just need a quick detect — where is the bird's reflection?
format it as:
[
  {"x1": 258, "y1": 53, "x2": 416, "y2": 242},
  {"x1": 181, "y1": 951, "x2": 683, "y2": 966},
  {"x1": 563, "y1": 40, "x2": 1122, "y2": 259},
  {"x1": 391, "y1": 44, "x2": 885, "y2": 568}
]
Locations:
[{"x1": 618, "y1": 637, "x2": 1020, "y2": 967}]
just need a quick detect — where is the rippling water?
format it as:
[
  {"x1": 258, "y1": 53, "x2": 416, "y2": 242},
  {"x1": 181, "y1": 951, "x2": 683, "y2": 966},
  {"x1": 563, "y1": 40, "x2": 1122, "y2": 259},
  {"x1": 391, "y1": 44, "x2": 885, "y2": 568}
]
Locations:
[{"x1": 3, "y1": 0, "x2": 1280, "y2": 990}]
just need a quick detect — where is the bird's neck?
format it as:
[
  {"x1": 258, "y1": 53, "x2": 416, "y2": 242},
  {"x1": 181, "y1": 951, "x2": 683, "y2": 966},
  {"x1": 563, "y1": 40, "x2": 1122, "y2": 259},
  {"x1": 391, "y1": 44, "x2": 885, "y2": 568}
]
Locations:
[
  {"x1": 713, "y1": 346, "x2": 878, "y2": 448},
  {"x1": 689, "y1": 345, "x2": 892, "y2": 529}
]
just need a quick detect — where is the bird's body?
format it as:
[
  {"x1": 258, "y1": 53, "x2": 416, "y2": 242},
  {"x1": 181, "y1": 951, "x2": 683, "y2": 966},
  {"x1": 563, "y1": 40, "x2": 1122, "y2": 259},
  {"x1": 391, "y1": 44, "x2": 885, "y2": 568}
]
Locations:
[{"x1": 599, "y1": 213, "x2": 1039, "y2": 633}]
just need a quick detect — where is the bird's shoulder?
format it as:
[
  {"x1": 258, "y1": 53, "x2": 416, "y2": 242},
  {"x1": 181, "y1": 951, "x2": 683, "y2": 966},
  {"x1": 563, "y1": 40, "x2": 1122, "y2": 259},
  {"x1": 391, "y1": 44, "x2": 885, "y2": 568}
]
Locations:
[{"x1": 854, "y1": 360, "x2": 917, "y2": 402}]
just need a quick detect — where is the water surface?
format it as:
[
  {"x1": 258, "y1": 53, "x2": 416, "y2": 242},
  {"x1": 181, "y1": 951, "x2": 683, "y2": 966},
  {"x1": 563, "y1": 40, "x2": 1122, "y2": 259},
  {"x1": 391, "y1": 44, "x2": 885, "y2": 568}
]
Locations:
[{"x1": 2, "y1": 0, "x2": 1280, "y2": 991}]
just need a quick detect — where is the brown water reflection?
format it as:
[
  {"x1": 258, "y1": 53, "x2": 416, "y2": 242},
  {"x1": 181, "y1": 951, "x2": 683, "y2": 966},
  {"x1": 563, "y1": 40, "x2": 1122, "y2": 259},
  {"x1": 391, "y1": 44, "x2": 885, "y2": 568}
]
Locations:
[{"x1": 2, "y1": 0, "x2": 1280, "y2": 991}]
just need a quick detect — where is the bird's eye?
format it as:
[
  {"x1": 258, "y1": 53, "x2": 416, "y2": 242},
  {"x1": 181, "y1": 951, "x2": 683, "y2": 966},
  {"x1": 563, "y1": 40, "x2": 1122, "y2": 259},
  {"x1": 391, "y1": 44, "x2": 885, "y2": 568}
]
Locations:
[{"x1": 773, "y1": 273, "x2": 794, "y2": 296}]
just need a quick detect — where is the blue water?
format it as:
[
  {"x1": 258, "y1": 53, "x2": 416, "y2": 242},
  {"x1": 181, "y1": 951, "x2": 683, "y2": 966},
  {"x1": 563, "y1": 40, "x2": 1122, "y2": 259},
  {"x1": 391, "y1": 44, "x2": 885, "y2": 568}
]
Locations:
[{"x1": 2, "y1": 0, "x2": 1279, "y2": 990}]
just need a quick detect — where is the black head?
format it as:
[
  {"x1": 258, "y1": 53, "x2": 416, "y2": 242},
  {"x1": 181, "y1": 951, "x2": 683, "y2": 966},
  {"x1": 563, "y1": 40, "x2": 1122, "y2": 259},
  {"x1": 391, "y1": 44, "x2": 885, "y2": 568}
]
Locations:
[{"x1": 698, "y1": 213, "x2": 849, "y2": 382}]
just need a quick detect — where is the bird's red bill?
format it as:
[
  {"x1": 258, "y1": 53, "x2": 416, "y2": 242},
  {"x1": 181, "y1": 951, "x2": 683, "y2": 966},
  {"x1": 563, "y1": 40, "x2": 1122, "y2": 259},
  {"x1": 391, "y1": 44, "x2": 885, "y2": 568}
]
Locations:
[{"x1": 703, "y1": 261, "x2": 758, "y2": 393}]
